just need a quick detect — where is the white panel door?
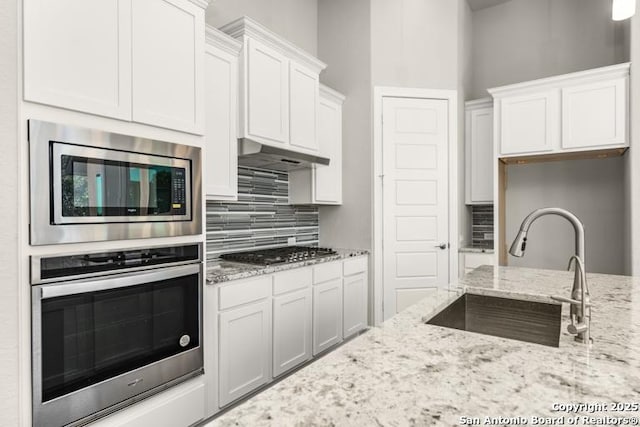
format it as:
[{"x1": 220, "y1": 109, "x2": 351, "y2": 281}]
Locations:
[
  {"x1": 23, "y1": 0, "x2": 132, "y2": 120},
  {"x1": 289, "y1": 62, "x2": 319, "y2": 151},
  {"x1": 314, "y1": 97, "x2": 342, "y2": 203},
  {"x1": 467, "y1": 107, "x2": 493, "y2": 203},
  {"x1": 246, "y1": 38, "x2": 290, "y2": 144},
  {"x1": 131, "y1": 0, "x2": 204, "y2": 134},
  {"x1": 343, "y1": 272, "x2": 367, "y2": 338},
  {"x1": 499, "y1": 90, "x2": 559, "y2": 155},
  {"x1": 272, "y1": 288, "x2": 312, "y2": 377},
  {"x1": 219, "y1": 300, "x2": 271, "y2": 407},
  {"x1": 561, "y1": 77, "x2": 628, "y2": 149},
  {"x1": 312, "y1": 278, "x2": 343, "y2": 355},
  {"x1": 205, "y1": 43, "x2": 238, "y2": 200},
  {"x1": 382, "y1": 97, "x2": 449, "y2": 320}
]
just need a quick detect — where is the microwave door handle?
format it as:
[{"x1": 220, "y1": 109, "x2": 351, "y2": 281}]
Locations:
[
  {"x1": 39, "y1": 263, "x2": 201, "y2": 299},
  {"x1": 138, "y1": 168, "x2": 150, "y2": 215}
]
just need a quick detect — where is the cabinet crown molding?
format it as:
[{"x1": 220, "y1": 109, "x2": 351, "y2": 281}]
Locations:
[
  {"x1": 465, "y1": 97, "x2": 492, "y2": 110},
  {"x1": 188, "y1": 0, "x2": 211, "y2": 9},
  {"x1": 205, "y1": 25, "x2": 242, "y2": 55},
  {"x1": 488, "y1": 62, "x2": 631, "y2": 98},
  {"x1": 219, "y1": 16, "x2": 327, "y2": 74},
  {"x1": 320, "y1": 84, "x2": 346, "y2": 104}
]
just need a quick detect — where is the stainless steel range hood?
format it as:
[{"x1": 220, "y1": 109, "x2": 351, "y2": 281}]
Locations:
[{"x1": 237, "y1": 138, "x2": 330, "y2": 171}]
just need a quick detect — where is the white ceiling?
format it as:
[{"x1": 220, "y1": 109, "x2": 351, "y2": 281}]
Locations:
[{"x1": 466, "y1": 0, "x2": 513, "y2": 12}]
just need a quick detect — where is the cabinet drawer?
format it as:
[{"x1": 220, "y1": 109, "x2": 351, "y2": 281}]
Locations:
[
  {"x1": 343, "y1": 257, "x2": 367, "y2": 276},
  {"x1": 464, "y1": 253, "x2": 493, "y2": 269},
  {"x1": 273, "y1": 268, "x2": 312, "y2": 295},
  {"x1": 313, "y1": 261, "x2": 341, "y2": 284},
  {"x1": 219, "y1": 276, "x2": 271, "y2": 310}
]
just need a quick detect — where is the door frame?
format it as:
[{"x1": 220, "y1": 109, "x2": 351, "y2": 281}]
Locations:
[{"x1": 372, "y1": 86, "x2": 458, "y2": 325}]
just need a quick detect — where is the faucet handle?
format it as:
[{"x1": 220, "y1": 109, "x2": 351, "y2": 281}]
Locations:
[
  {"x1": 567, "y1": 322, "x2": 588, "y2": 335},
  {"x1": 550, "y1": 295, "x2": 592, "y2": 307}
]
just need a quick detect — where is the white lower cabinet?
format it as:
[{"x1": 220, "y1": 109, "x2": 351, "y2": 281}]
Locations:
[
  {"x1": 273, "y1": 287, "x2": 313, "y2": 377},
  {"x1": 458, "y1": 251, "x2": 494, "y2": 278},
  {"x1": 343, "y1": 272, "x2": 367, "y2": 339},
  {"x1": 215, "y1": 256, "x2": 369, "y2": 408},
  {"x1": 218, "y1": 299, "x2": 271, "y2": 407},
  {"x1": 312, "y1": 278, "x2": 343, "y2": 355}
]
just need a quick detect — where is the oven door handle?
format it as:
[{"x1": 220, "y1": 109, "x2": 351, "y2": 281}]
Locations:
[{"x1": 39, "y1": 263, "x2": 201, "y2": 299}]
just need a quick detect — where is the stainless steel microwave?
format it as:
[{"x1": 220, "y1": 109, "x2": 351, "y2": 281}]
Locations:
[{"x1": 29, "y1": 120, "x2": 202, "y2": 245}]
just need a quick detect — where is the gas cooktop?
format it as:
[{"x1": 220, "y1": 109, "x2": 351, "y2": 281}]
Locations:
[{"x1": 220, "y1": 246, "x2": 337, "y2": 266}]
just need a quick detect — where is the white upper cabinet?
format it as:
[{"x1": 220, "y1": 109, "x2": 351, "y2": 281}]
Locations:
[
  {"x1": 499, "y1": 90, "x2": 559, "y2": 156},
  {"x1": 204, "y1": 27, "x2": 241, "y2": 200},
  {"x1": 24, "y1": 0, "x2": 132, "y2": 120},
  {"x1": 289, "y1": 85, "x2": 345, "y2": 205},
  {"x1": 220, "y1": 17, "x2": 326, "y2": 152},
  {"x1": 561, "y1": 77, "x2": 627, "y2": 150},
  {"x1": 23, "y1": 0, "x2": 207, "y2": 134},
  {"x1": 289, "y1": 62, "x2": 319, "y2": 151},
  {"x1": 246, "y1": 38, "x2": 290, "y2": 144},
  {"x1": 131, "y1": 0, "x2": 205, "y2": 134},
  {"x1": 465, "y1": 99, "x2": 494, "y2": 204},
  {"x1": 490, "y1": 63, "x2": 630, "y2": 158}
]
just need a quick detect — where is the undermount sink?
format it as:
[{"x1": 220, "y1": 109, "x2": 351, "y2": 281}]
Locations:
[{"x1": 425, "y1": 294, "x2": 562, "y2": 347}]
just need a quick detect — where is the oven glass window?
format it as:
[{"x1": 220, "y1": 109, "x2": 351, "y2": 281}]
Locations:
[
  {"x1": 40, "y1": 274, "x2": 199, "y2": 402},
  {"x1": 60, "y1": 155, "x2": 187, "y2": 217}
]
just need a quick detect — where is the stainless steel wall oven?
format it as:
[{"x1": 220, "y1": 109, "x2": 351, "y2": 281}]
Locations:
[
  {"x1": 28, "y1": 120, "x2": 202, "y2": 245},
  {"x1": 31, "y1": 243, "x2": 204, "y2": 427}
]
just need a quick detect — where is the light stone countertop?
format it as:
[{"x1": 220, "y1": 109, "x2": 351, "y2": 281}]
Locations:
[
  {"x1": 204, "y1": 265, "x2": 640, "y2": 426},
  {"x1": 459, "y1": 246, "x2": 494, "y2": 254},
  {"x1": 206, "y1": 249, "x2": 369, "y2": 284}
]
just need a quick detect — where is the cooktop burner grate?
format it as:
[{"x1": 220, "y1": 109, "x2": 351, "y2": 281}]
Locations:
[{"x1": 220, "y1": 246, "x2": 337, "y2": 265}]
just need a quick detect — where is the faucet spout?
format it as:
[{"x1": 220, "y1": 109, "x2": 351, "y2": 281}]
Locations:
[{"x1": 508, "y1": 207, "x2": 585, "y2": 262}]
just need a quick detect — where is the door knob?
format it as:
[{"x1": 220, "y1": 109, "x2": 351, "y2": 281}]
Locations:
[{"x1": 435, "y1": 243, "x2": 447, "y2": 250}]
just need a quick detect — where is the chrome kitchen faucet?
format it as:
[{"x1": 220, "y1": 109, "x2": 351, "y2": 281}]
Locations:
[{"x1": 509, "y1": 208, "x2": 592, "y2": 344}]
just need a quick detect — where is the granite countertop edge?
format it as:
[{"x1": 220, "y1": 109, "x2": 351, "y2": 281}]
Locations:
[
  {"x1": 206, "y1": 248, "x2": 369, "y2": 284},
  {"x1": 459, "y1": 246, "x2": 495, "y2": 254}
]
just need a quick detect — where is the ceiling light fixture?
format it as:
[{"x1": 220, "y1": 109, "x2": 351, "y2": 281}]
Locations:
[{"x1": 612, "y1": 0, "x2": 636, "y2": 20}]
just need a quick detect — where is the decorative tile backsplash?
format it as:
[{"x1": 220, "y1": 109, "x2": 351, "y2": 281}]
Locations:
[
  {"x1": 206, "y1": 167, "x2": 319, "y2": 260},
  {"x1": 472, "y1": 204, "x2": 494, "y2": 248}
]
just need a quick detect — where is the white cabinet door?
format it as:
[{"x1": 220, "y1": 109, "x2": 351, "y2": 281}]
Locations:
[
  {"x1": 205, "y1": 42, "x2": 238, "y2": 200},
  {"x1": 312, "y1": 278, "x2": 343, "y2": 355},
  {"x1": 23, "y1": 0, "x2": 132, "y2": 120},
  {"x1": 131, "y1": 0, "x2": 204, "y2": 134},
  {"x1": 272, "y1": 287, "x2": 312, "y2": 377},
  {"x1": 465, "y1": 106, "x2": 493, "y2": 204},
  {"x1": 562, "y1": 77, "x2": 628, "y2": 150},
  {"x1": 314, "y1": 96, "x2": 343, "y2": 204},
  {"x1": 289, "y1": 62, "x2": 319, "y2": 152},
  {"x1": 499, "y1": 90, "x2": 559, "y2": 156},
  {"x1": 343, "y1": 272, "x2": 367, "y2": 338},
  {"x1": 219, "y1": 300, "x2": 271, "y2": 407},
  {"x1": 245, "y1": 38, "x2": 289, "y2": 144}
]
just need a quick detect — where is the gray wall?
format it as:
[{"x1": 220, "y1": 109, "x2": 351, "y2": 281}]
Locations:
[
  {"x1": 469, "y1": 0, "x2": 630, "y2": 98},
  {"x1": 0, "y1": 0, "x2": 20, "y2": 424},
  {"x1": 370, "y1": 0, "x2": 459, "y2": 89},
  {"x1": 505, "y1": 158, "x2": 626, "y2": 275},
  {"x1": 206, "y1": 0, "x2": 318, "y2": 55},
  {"x1": 459, "y1": 0, "x2": 473, "y2": 246},
  {"x1": 317, "y1": 0, "x2": 372, "y2": 252}
]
